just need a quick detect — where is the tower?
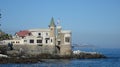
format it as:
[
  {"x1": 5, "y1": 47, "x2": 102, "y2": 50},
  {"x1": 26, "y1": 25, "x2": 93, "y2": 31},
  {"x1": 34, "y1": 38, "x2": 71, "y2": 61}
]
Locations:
[
  {"x1": 56, "y1": 19, "x2": 72, "y2": 55},
  {"x1": 49, "y1": 17, "x2": 56, "y2": 45},
  {"x1": 56, "y1": 18, "x2": 61, "y2": 33},
  {"x1": 56, "y1": 23, "x2": 62, "y2": 54}
]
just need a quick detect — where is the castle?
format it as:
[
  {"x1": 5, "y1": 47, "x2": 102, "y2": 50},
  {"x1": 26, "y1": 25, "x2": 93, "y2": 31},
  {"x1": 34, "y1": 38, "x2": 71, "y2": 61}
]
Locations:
[{"x1": 3, "y1": 18, "x2": 72, "y2": 56}]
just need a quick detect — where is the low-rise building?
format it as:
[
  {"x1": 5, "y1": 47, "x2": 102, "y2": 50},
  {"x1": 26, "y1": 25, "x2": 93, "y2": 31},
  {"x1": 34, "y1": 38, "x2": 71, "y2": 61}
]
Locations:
[{"x1": 3, "y1": 17, "x2": 72, "y2": 55}]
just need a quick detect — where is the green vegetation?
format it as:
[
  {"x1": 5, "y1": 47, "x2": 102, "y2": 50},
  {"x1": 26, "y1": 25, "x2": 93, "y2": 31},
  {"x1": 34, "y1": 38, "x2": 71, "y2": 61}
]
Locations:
[{"x1": 0, "y1": 29, "x2": 12, "y2": 41}]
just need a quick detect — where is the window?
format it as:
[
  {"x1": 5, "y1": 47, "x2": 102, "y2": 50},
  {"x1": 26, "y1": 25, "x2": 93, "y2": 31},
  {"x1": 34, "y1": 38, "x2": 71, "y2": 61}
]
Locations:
[
  {"x1": 18, "y1": 41, "x2": 19, "y2": 43},
  {"x1": 46, "y1": 33, "x2": 48, "y2": 36},
  {"x1": 12, "y1": 41, "x2": 15, "y2": 43},
  {"x1": 58, "y1": 41, "x2": 61, "y2": 45},
  {"x1": 51, "y1": 39, "x2": 52, "y2": 43},
  {"x1": 30, "y1": 39, "x2": 34, "y2": 43},
  {"x1": 24, "y1": 40, "x2": 27, "y2": 42},
  {"x1": 28, "y1": 33, "x2": 31, "y2": 36},
  {"x1": 38, "y1": 33, "x2": 41, "y2": 36},
  {"x1": 65, "y1": 37, "x2": 70, "y2": 42},
  {"x1": 46, "y1": 40, "x2": 48, "y2": 43},
  {"x1": 16, "y1": 41, "x2": 19, "y2": 43},
  {"x1": 22, "y1": 37, "x2": 24, "y2": 39},
  {"x1": 51, "y1": 28, "x2": 53, "y2": 30},
  {"x1": 37, "y1": 40, "x2": 42, "y2": 43}
]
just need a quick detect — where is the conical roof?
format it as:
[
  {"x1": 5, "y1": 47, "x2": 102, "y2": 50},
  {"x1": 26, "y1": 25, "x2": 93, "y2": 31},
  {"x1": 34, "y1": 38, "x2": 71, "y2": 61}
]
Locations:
[{"x1": 49, "y1": 17, "x2": 56, "y2": 27}]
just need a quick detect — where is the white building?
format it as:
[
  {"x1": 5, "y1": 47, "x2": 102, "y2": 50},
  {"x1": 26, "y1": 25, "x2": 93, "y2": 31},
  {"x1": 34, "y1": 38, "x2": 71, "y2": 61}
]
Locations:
[{"x1": 3, "y1": 17, "x2": 72, "y2": 55}]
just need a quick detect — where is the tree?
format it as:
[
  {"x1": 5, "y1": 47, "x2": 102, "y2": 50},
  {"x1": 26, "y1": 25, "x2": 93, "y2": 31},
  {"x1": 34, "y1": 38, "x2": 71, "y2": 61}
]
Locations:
[{"x1": 0, "y1": 31, "x2": 12, "y2": 41}]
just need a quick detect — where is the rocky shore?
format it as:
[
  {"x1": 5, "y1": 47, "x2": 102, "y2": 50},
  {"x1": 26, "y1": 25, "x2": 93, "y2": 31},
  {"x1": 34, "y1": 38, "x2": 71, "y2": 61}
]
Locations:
[
  {"x1": 0, "y1": 45, "x2": 106, "y2": 64},
  {"x1": 0, "y1": 57, "x2": 43, "y2": 64},
  {"x1": 72, "y1": 51, "x2": 106, "y2": 59},
  {"x1": 0, "y1": 53, "x2": 106, "y2": 64}
]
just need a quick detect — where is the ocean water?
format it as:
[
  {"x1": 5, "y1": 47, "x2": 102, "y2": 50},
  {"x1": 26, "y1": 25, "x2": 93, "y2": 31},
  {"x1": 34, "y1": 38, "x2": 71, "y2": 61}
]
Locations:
[{"x1": 0, "y1": 48, "x2": 120, "y2": 67}]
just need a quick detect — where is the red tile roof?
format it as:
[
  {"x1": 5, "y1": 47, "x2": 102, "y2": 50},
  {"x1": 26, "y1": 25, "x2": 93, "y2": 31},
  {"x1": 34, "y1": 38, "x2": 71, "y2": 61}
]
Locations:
[{"x1": 16, "y1": 30, "x2": 30, "y2": 37}]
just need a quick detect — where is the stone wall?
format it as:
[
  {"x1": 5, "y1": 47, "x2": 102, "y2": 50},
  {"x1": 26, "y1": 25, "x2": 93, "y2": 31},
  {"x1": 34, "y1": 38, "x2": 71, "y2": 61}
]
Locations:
[
  {"x1": 60, "y1": 45, "x2": 72, "y2": 55},
  {"x1": 12, "y1": 45, "x2": 56, "y2": 55},
  {"x1": 1, "y1": 43, "x2": 72, "y2": 56}
]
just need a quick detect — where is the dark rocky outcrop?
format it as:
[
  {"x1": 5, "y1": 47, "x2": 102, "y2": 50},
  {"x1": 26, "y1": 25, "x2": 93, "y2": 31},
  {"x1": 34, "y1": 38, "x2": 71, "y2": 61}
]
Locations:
[
  {"x1": 0, "y1": 45, "x2": 7, "y2": 54},
  {"x1": 0, "y1": 57, "x2": 43, "y2": 64},
  {"x1": 72, "y1": 52, "x2": 106, "y2": 59},
  {"x1": 0, "y1": 53, "x2": 106, "y2": 64},
  {"x1": 0, "y1": 45, "x2": 106, "y2": 63}
]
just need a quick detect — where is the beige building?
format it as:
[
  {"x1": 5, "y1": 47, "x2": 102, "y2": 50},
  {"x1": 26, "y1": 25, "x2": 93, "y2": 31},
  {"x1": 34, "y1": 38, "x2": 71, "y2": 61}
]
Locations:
[{"x1": 3, "y1": 18, "x2": 72, "y2": 55}]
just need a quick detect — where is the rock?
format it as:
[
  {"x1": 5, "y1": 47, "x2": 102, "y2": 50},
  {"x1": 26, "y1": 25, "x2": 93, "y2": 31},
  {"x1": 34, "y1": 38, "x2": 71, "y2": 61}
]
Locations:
[
  {"x1": 72, "y1": 51, "x2": 106, "y2": 59},
  {"x1": 7, "y1": 50, "x2": 20, "y2": 57},
  {"x1": 0, "y1": 54, "x2": 8, "y2": 58},
  {"x1": 0, "y1": 45, "x2": 7, "y2": 54},
  {"x1": 0, "y1": 57, "x2": 44, "y2": 64}
]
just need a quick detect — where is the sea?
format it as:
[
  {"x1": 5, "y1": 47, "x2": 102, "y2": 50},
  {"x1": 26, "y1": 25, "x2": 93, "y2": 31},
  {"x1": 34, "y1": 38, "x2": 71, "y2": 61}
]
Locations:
[{"x1": 0, "y1": 48, "x2": 120, "y2": 67}]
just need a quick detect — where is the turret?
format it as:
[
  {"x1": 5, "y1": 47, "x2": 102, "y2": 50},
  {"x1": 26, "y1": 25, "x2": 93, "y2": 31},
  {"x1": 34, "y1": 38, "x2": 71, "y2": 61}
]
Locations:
[
  {"x1": 56, "y1": 18, "x2": 62, "y2": 39},
  {"x1": 57, "y1": 26, "x2": 62, "y2": 34},
  {"x1": 49, "y1": 17, "x2": 56, "y2": 37},
  {"x1": 56, "y1": 25, "x2": 62, "y2": 45},
  {"x1": 49, "y1": 17, "x2": 56, "y2": 27},
  {"x1": 49, "y1": 17, "x2": 56, "y2": 45}
]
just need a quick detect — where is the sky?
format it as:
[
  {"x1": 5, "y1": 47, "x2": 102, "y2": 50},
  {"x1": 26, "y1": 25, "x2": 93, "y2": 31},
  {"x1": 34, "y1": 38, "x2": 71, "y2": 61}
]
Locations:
[{"x1": 0, "y1": 0, "x2": 120, "y2": 48}]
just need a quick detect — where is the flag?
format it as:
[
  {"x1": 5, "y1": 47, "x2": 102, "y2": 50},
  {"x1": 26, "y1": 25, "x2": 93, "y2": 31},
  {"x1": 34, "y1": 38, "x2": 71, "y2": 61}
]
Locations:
[{"x1": 57, "y1": 18, "x2": 60, "y2": 25}]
